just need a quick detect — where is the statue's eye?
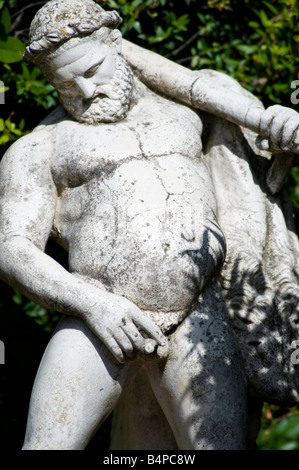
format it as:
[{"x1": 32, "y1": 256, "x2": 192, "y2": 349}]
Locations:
[
  {"x1": 84, "y1": 59, "x2": 104, "y2": 79},
  {"x1": 84, "y1": 66, "x2": 98, "y2": 79},
  {"x1": 60, "y1": 81, "x2": 74, "y2": 90}
]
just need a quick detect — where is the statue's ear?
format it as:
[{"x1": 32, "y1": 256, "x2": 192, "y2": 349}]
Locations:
[{"x1": 110, "y1": 29, "x2": 122, "y2": 53}]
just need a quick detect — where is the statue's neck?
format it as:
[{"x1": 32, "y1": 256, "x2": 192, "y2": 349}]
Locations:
[{"x1": 129, "y1": 74, "x2": 156, "y2": 110}]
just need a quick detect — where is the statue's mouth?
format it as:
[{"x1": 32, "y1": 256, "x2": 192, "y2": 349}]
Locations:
[
  {"x1": 94, "y1": 93, "x2": 107, "y2": 100},
  {"x1": 82, "y1": 93, "x2": 108, "y2": 113},
  {"x1": 83, "y1": 93, "x2": 107, "y2": 105}
]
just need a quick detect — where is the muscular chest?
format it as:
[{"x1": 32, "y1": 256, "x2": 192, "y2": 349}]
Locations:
[{"x1": 51, "y1": 94, "x2": 203, "y2": 191}]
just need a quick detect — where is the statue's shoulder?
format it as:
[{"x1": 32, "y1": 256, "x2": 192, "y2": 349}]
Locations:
[
  {"x1": 2, "y1": 109, "x2": 63, "y2": 164},
  {"x1": 31, "y1": 105, "x2": 79, "y2": 145}
]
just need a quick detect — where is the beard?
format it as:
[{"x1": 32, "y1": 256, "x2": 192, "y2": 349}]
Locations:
[{"x1": 60, "y1": 55, "x2": 134, "y2": 124}]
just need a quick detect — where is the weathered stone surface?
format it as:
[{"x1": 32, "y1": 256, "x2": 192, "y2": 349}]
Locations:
[{"x1": 1, "y1": 0, "x2": 299, "y2": 450}]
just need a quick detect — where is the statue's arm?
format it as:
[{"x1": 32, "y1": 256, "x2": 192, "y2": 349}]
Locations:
[
  {"x1": 0, "y1": 133, "x2": 80, "y2": 314},
  {"x1": 0, "y1": 133, "x2": 166, "y2": 361},
  {"x1": 122, "y1": 39, "x2": 299, "y2": 156}
]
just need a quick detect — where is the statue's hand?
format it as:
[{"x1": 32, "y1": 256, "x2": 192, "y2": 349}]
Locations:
[
  {"x1": 256, "y1": 104, "x2": 299, "y2": 153},
  {"x1": 84, "y1": 293, "x2": 168, "y2": 363}
]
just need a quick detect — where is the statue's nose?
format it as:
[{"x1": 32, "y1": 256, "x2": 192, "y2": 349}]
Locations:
[{"x1": 74, "y1": 77, "x2": 96, "y2": 100}]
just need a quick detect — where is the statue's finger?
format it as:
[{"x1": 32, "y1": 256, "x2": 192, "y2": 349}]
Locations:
[
  {"x1": 132, "y1": 311, "x2": 167, "y2": 347},
  {"x1": 255, "y1": 135, "x2": 270, "y2": 151},
  {"x1": 280, "y1": 116, "x2": 299, "y2": 152},
  {"x1": 258, "y1": 104, "x2": 283, "y2": 136},
  {"x1": 269, "y1": 111, "x2": 299, "y2": 151}
]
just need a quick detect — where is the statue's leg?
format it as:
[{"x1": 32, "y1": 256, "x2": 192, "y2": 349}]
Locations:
[
  {"x1": 22, "y1": 315, "x2": 130, "y2": 450},
  {"x1": 110, "y1": 367, "x2": 178, "y2": 450},
  {"x1": 147, "y1": 283, "x2": 247, "y2": 450}
]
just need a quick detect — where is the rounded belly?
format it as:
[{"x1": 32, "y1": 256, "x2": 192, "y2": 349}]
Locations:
[{"x1": 67, "y1": 155, "x2": 224, "y2": 312}]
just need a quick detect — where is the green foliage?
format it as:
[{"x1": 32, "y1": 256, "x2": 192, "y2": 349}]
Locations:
[
  {"x1": 0, "y1": 115, "x2": 27, "y2": 144},
  {"x1": 0, "y1": 6, "x2": 24, "y2": 63},
  {"x1": 12, "y1": 290, "x2": 59, "y2": 333},
  {"x1": 257, "y1": 404, "x2": 299, "y2": 450},
  {"x1": 0, "y1": 2, "x2": 58, "y2": 146},
  {"x1": 3, "y1": 63, "x2": 58, "y2": 109},
  {"x1": 103, "y1": 0, "x2": 194, "y2": 51},
  {"x1": 286, "y1": 167, "x2": 299, "y2": 210}
]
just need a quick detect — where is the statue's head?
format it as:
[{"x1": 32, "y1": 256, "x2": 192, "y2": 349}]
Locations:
[{"x1": 24, "y1": 0, "x2": 134, "y2": 124}]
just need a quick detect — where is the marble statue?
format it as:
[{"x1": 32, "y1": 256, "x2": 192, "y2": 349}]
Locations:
[{"x1": 0, "y1": 0, "x2": 299, "y2": 450}]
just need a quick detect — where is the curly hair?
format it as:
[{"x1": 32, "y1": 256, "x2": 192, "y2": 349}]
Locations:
[{"x1": 24, "y1": 0, "x2": 122, "y2": 64}]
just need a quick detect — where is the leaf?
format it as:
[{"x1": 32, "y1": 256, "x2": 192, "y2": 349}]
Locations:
[
  {"x1": 235, "y1": 44, "x2": 257, "y2": 55},
  {"x1": 276, "y1": 415, "x2": 299, "y2": 440},
  {"x1": 21, "y1": 63, "x2": 31, "y2": 80},
  {"x1": 133, "y1": 20, "x2": 142, "y2": 34},
  {"x1": 0, "y1": 135, "x2": 10, "y2": 144},
  {"x1": 19, "y1": 118, "x2": 25, "y2": 131},
  {"x1": 248, "y1": 21, "x2": 261, "y2": 29},
  {"x1": 1, "y1": 7, "x2": 11, "y2": 36},
  {"x1": 132, "y1": 0, "x2": 143, "y2": 7},
  {"x1": 279, "y1": 441, "x2": 298, "y2": 450},
  {"x1": 5, "y1": 119, "x2": 15, "y2": 131},
  {"x1": 0, "y1": 36, "x2": 25, "y2": 63},
  {"x1": 262, "y1": 0, "x2": 279, "y2": 16},
  {"x1": 259, "y1": 9, "x2": 269, "y2": 28},
  {"x1": 12, "y1": 290, "x2": 22, "y2": 305}
]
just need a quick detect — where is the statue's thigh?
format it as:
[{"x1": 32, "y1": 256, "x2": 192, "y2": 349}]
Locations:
[
  {"x1": 147, "y1": 285, "x2": 247, "y2": 450},
  {"x1": 110, "y1": 367, "x2": 178, "y2": 450},
  {"x1": 23, "y1": 315, "x2": 127, "y2": 450}
]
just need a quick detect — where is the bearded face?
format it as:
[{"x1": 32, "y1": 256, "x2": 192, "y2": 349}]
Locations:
[
  {"x1": 45, "y1": 30, "x2": 134, "y2": 124},
  {"x1": 59, "y1": 55, "x2": 133, "y2": 124}
]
